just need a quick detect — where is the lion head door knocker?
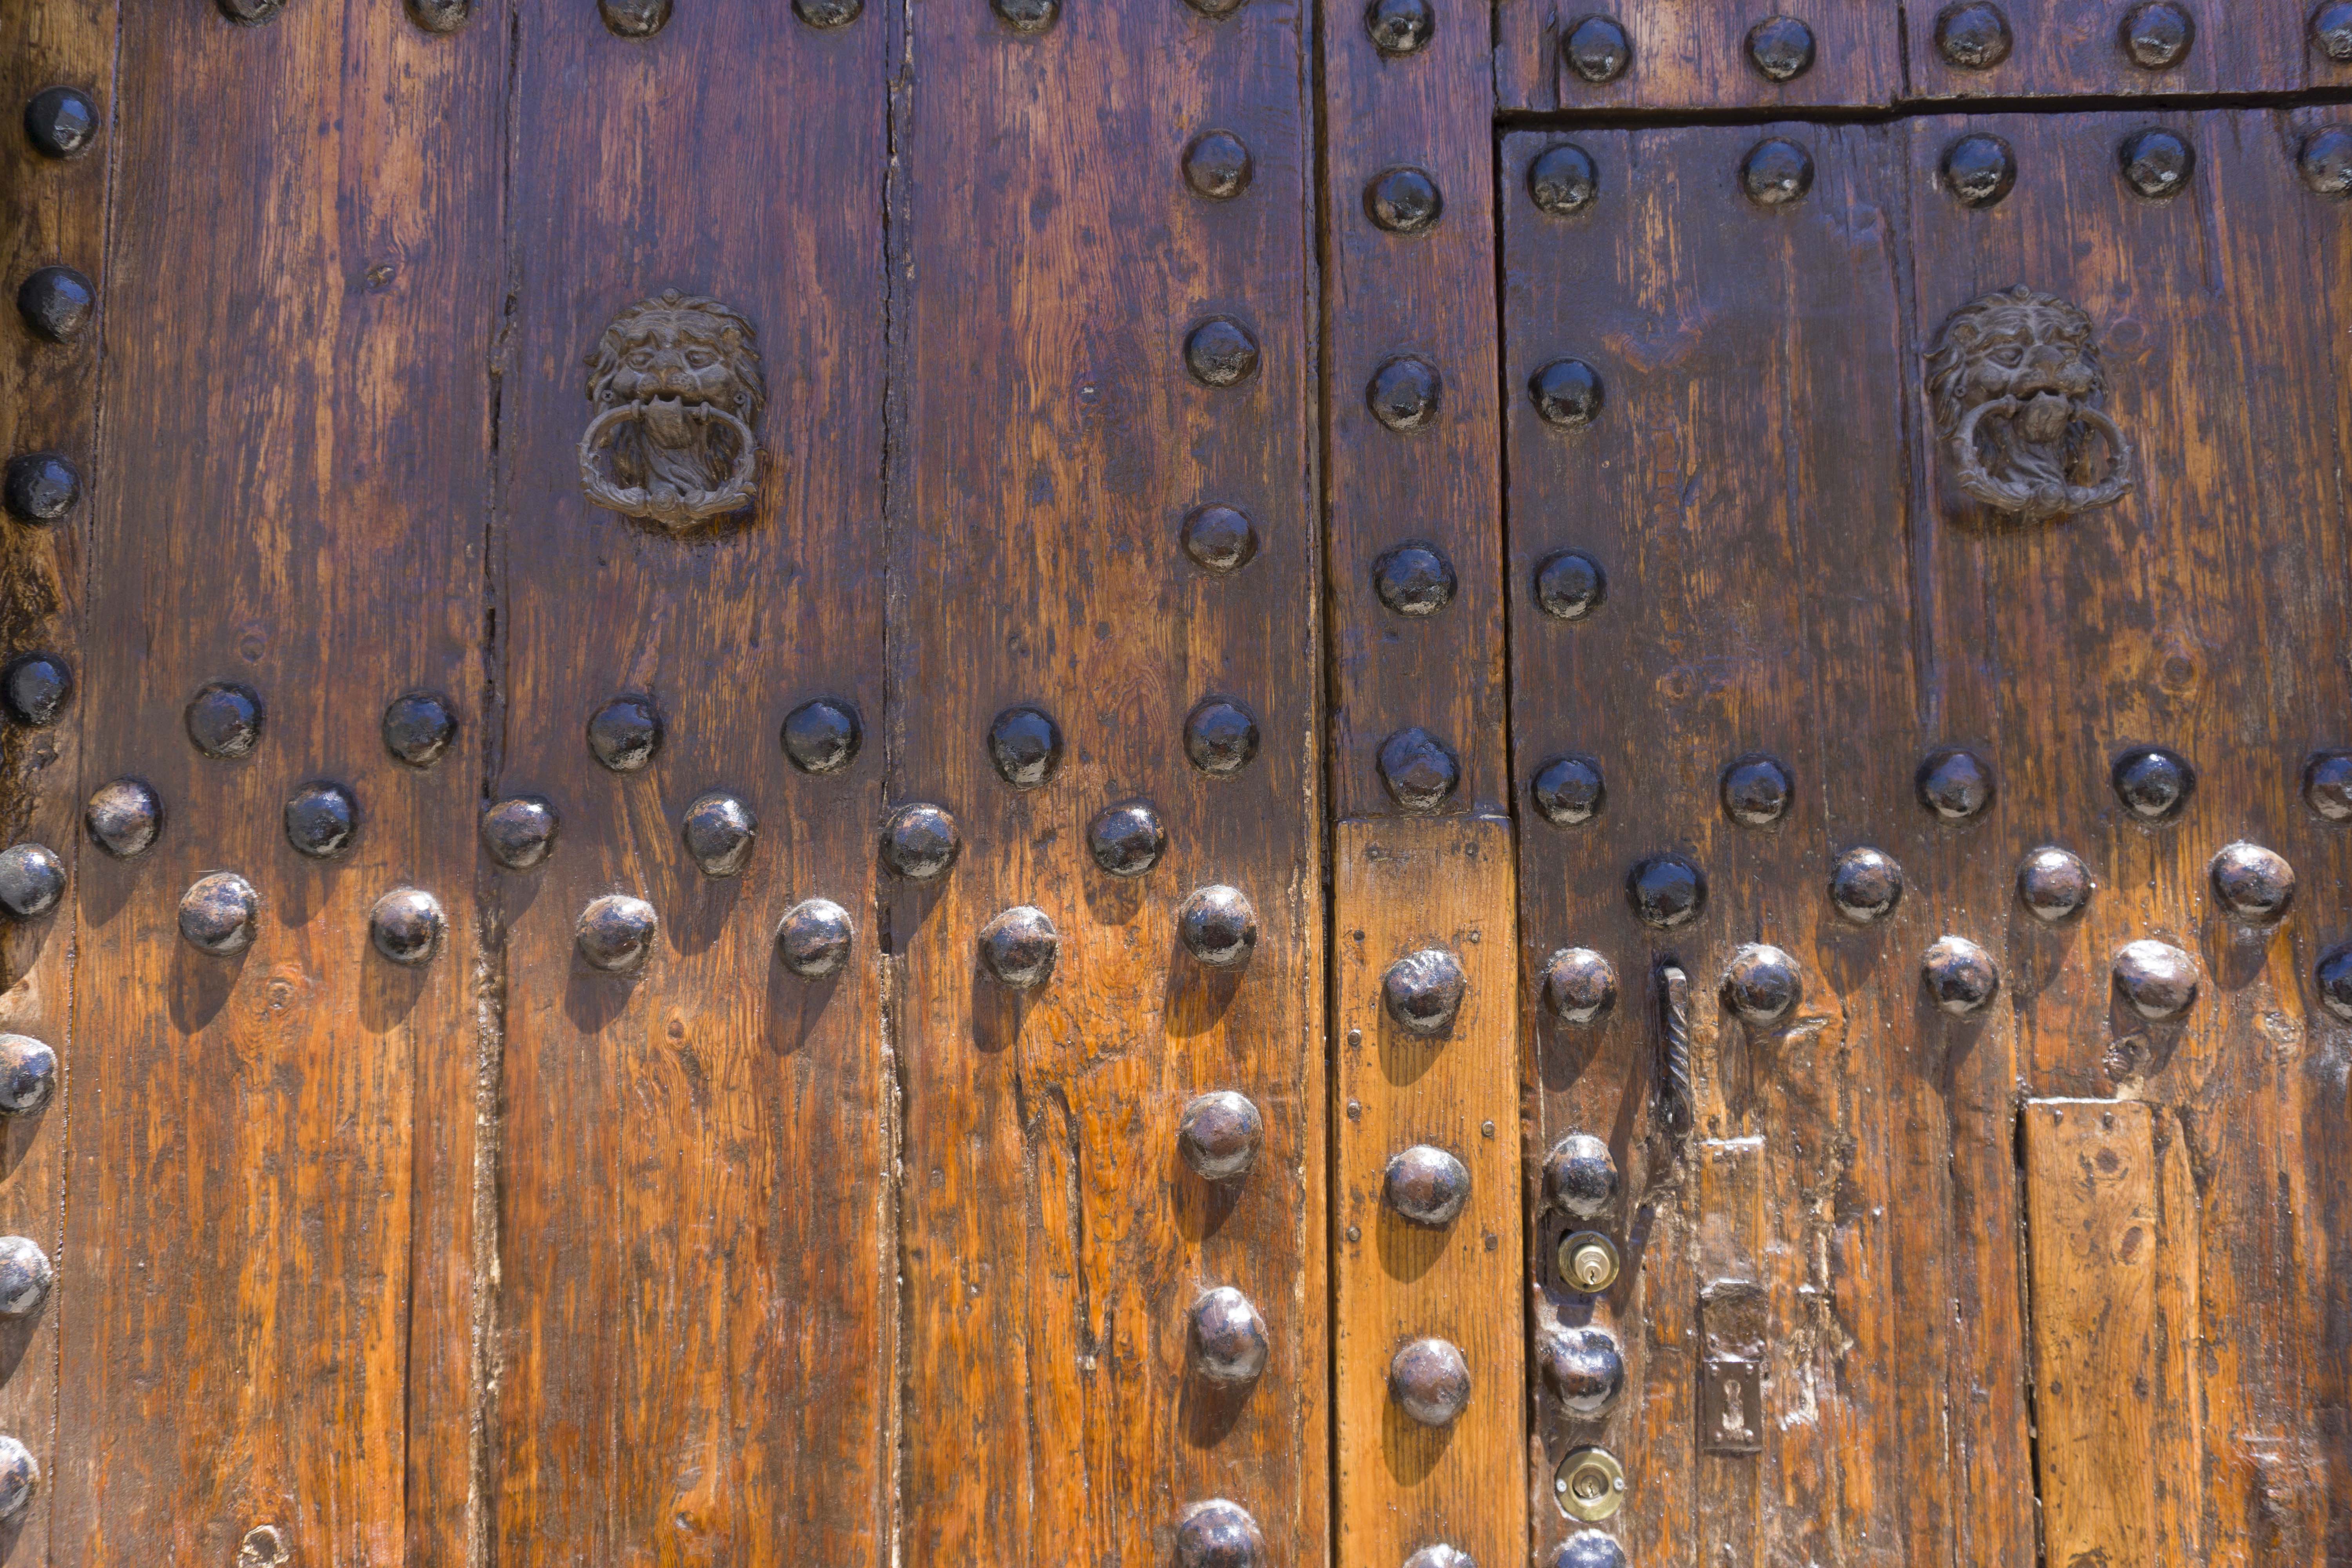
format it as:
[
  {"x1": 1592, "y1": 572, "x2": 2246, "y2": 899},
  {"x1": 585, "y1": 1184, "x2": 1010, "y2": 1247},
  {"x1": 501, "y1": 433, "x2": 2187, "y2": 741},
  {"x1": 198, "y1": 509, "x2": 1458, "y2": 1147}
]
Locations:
[
  {"x1": 580, "y1": 290, "x2": 765, "y2": 530},
  {"x1": 1927, "y1": 285, "x2": 2137, "y2": 525}
]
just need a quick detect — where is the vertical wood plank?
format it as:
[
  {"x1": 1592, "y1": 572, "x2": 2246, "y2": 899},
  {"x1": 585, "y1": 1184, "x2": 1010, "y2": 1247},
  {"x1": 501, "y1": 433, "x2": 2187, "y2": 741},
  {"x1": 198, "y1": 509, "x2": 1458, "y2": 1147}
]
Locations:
[
  {"x1": 56, "y1": 1, "x2": 502, "y2": 1559},
  {"x1": 893, "y1": 2, "x2": 1325, "y2": 1563},
  {"x1": 489, "y1": 2, "x2": 893, "y2": 1561},
  {"x1": 1494, "y1": 0, "x2": 1895, "y2": 113}
]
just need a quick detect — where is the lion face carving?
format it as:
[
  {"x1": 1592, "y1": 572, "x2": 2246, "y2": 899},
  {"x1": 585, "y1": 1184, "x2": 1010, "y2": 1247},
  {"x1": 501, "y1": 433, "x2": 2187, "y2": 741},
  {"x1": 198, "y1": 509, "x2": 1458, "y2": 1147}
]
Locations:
[
  {"x1": 579, "y1": 290, "x2": 765, "y2": 530},
  {"x1": 1926, "y1": 285, "x2": 2136, "y2": 524}
]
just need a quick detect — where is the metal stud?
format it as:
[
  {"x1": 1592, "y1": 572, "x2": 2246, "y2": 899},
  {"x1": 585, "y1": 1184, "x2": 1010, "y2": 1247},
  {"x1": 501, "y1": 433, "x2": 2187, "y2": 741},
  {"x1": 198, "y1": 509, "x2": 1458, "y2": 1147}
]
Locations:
[
  {"x1": 681, "y1": 791, "x2": 758, "y2": 877},
  {"x1": 2299, "y1": 127, "x2": 2352, "y2": 197},
  {"x1": 1365, "y1": 167, "x2": 1443, "y2": 234},
  {"x1": 1185, "y1": 131, "x2": 1255, "y2": 201},
  {"x1": 1529, "y1": 143, "x2": 1600, "y2": 215},
  {"x1": 576, "y1": 894, "x2": 658, "y2": 973},
  {"x1": 993, "y1": 0, "x2": 1057, "y2": 27},
  {"x1": 1746, "y1": 14, "x2": 1816, "y2": 79},
  {"x1": 178, "y1": 872, "x2": 259, "y2": 956},
  {"x1": 369, "y1": 887, "x2": 445, "y2": 967},
  {"x1": 880, "y1": 802, "x2": 960, "y2": 880},
  {"x1": 185, "y1": 680, "x2": 263, "y2": 759},
  {"x1": 1185, "y1": 318, "x2": 1260, "y2": 388},
  {"x1": 599, "y1": 0, "x2": 669, "y2": 34},
  {"x1": 218, "y1": 0, "x2": 289, "y2": 21},
  {"x1": 2317, "y1": 0, "x2": 2352, "y2": 60},
  {"x1": 1383, "y1": 1144, "x2": 1470, "y2": 1227},
  {"x1": 1828, "y1": 846, "x2": 1904, "y2": 925},
  {"x1": 2112, "y1": 938, "x2": 2198, "y2": 1020},
  {"x1": 1378, "y1": 727, "x2": 1459, "y2": 811},
  {"x1": 0, "y1": 1437, "x2": 36, "y2": 1521},
  {"x1": 1533, "y1": 549, "x2": 1606, "y2": 621},
  {"x1": 1940, "y1": 132, "x2": 2018, "y2": 209},
  {"x1": 782, "y1": 696, "x2": 862, "y2": 775},
  {"x1": 85, "y1": 779, "x2": 160, "y2": 859},
  {"x1": 1383, "y1": 947, "x2": 1466, "y2": 1035},
  {"x1": 2120, "y1": 0, "x2": 2193, "y2": 67},
  {"x1": 987, "y1": 706, "x2": 1064, "y2": 790},
  {"x1": 283, "y1": 781, "x2": 358, "y2": 860},
  {"x1": 1185, "y1": 698, "x2": 1260, "y2": 777},
  {"x1": 1543, "y1": 1132, "x2": 1618, "y2": 1218},
  {"x1": 1189, "y1": 1287, "x2": 1269, "y2": 1385},
  {"x1": 1915, "y1": 747, "x2": 1994, "y2": 820},
  {"x1": 1175, "y1": 1499, "x2": 1265, "y2": 1568},
  {"x1": 794, "y1": 0, "x2": 861, "y2": 25},
  {"x1": 1557, "y1": 1230, "x2": 1619, "y2": 1293},
  {"x1": 1721, "y1": 944, "x2": 1800, "y2": 1025},
  {"x1": 1551, "y1": 1532, "x2": 1628, "y2": 1568},
  {"x1": 0, "y1": 1037, "x2": 53, "y2": 1118},
  {"x1": 1178, "y1": 1089, "x2": 1264, "y2": 1180},
  {"x1": 776, "y1": 897, "x2": 855, "y2": 978},
  {"x1": 3, "y1": 452, "x2": 79, "y2": 524},
  {"x1": 2016, "y1": 845, "x2": 2094, "y2": 922},
  {"x1": 0, "y1": 1237, "x2": 52, "y2": 1320},
  {"x1": 24, "y1": 87, "x2": 98, "y2": 160},
  {"x1": 1367, "y1": 356, "x2": 1443, "y2": 433},
  {"x1": 1088, "y1": 801, "x2": 1168, "y2": 878},
  {"x1": 481, "y1": 797, "x2": 559, "y2": 870},
  {"x1": 1543, "y1": 947, "x2": 1617, "y2": 1025},
  {"x1": 1561, "y1": 14, "x2": 1633, "y2": 81},
  {"x1": 1920, "y1": 935, "x2": 1999, "y2": 1015},
  {"x1": 1626, "y1": 853, "x2": 1706, "y2": 929},
  {"x1": 586, "y1": 695, "x2": 662, "y2": 773},
  {"x1": 1373, "y1": 542, "x2": 1455, "y2": 616},
  {"x1": 0, "y1": 844, "x2": 64, "y2": 921},
  {"x1": 1364, "y1": 0, "x2": 1435, "y2": 53},
  {"x1": 407, "y1": 0, "x2": 472, "y2": 31},
  {"x1": 2111, "y1": 745, "x2": 2194, "y2": 821},
  {"x1": 2, "y1": 653, "x2": 71, "y2": 728},
  {"x1": 2210, "y1": 841, "x2": 2295, "y2": 924},
  {"x1": 1532, "y1": 755, "x2": 1605, "y2": 826},
  {"x1": 1177, "y1": 884, "x2": 1258, "y2": 969},
  {"x1": 382, "y1": 691, "x2": 457, "y2": 768},
  {"x1": 1403, "y1": 1548, "x2": 1475, "y2": 1568},
  {"x1": 1182, "y1": 505, "x2": 1259, "y2": 574},
  {"x1": 2118, "y1": 128, "x2": 2195, "y2": 200},
  {"x1": 16, "y1": 266, "x2": 94, "y2": 344},
  {"x1": 1389, "y1": 1337, "x2": 1471, "y2": 1427},
  {"x1": 1539, "y1": 1323, "x2": 1625, "y2": 1415},
  {"x1": 2316, "y1": 942, "x2": 2352, "y2": 1021},
  {"x1": 1935, "y1": 0, "x2": 2013, "y2": 67},
  {"x1": 1530, "y1": 358, "x2": 1604, "y2": 428},
  {"x1": 978, "y1": 905, "x2": 1058, "y2": 989},
  {"x1": 1557, "y1": 1447, "x2": 1626, "y2": 1523},
  {"x1": 1740, "y1": 137, "x2": 1814, "y2": 207},
  {"x1": 1185, "y1": 0, "x2": 1247, "y2": 18},
  {"x1": 1719, "y1": 755, "x2": 1791, "y2": 826},
  {"x1": 2306, "y1": 750, "x2": 2352, "y2": 819}
]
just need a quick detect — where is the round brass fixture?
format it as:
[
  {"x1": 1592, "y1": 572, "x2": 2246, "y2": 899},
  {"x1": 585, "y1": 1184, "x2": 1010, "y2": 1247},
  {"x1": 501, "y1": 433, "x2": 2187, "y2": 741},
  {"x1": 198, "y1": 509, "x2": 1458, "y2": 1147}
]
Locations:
[
  {"x1": 1558, "y1": 1230, "x2": 1620, "y2": 1293},
  {"x1": 1557, "y1": 1446, "x2": 1626, "y2": 1522}
]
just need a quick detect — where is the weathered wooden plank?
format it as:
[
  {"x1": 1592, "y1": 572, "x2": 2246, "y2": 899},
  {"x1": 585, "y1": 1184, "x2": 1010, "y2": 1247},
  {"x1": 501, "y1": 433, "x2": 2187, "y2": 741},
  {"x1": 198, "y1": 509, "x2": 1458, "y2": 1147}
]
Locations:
[
  {"x1": 1332, "y1": 815, "x2": 1523, "y2": 1568},
  {"x1": 489, "y1": 3, "x2": 893, "y2": 1561},
  {"x1": 53, "y1": 2, "x2": 501, "y2": 1559},
  {"x1": 0, "y1": 0, "x2": 112, "y2": 1557},
  {"x1": 1900, "y1": 0, "x2": 2305, "y2": 100},
  {"x1": 893, "y1": 2, "x2": 1324, "y2": 1563},
  {"x1": 1495, "y1": 0, "x2": 1895, "y2": 113}
]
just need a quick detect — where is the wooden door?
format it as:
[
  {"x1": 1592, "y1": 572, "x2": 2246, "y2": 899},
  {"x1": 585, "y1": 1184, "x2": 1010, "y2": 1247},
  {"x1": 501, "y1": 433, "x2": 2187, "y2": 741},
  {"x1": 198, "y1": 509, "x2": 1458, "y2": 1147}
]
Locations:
[{"x1": 2, "y1": 0, "x2": 2347, "y2": 1563}]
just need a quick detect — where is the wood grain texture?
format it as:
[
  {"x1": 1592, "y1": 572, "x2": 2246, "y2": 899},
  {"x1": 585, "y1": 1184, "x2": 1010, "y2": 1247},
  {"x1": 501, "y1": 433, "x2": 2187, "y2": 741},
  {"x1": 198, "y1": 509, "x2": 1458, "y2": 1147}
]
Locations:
[
  {"x1": 1503, "y1": 123, "x2": 2034, "y2": 1568},
  {"x1": 1322, "y1": 0, "x2": 1503, "y2": 820},
  {"x1": 892, "y1": 2, "x2": 1325, "y2": 1563},
  {"x1": 0, "y1": 0, "x2": 111, "y2": 1557},
  {"x1": 1906, "y1": 108, "x2": 2352, "y2": 1568},
  {"x1": 54, "y1": 1, "x2": 501, "y2": 1560},
  {"x1": 1495, "y1": 0, "x2": 1896, "y2": 112},
  {"x1": 1332, "y1": 816, "x2": 1524, "y2": 1568},
  {"x1": 1900, "y1": 0, "x2": 2307, "y2": 100},
  {"x1": 488, "y1": 4, "x2": 893, "y2": 1562}
]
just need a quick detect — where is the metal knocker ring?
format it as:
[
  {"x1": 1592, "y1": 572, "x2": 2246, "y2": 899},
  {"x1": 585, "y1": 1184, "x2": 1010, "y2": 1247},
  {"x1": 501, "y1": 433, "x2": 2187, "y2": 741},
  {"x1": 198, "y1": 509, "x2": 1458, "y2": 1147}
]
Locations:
[
  {"x1": 578, "y1": 401, "x2": 760, "y2": 529},
  {"x1": 1948, "y1": 394, "x2": 2135, "y2": 525}
]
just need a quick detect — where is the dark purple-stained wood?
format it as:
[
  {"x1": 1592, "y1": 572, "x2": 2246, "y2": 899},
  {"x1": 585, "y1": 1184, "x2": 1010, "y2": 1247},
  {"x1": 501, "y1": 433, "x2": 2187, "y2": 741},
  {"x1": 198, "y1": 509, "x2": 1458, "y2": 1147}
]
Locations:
[
  {"x1": 489, "y1": 4, "x2": 893, "y2": 1562},
  {"x1": 54, "y1": 2, "x2": 501, "y2": 1559},
  {"x1": 892, "y1": 1, "x2": 1324, "y2": 1561},
  {"x1": 1497, "y1": 1, "x2": 1895, "y2": 112},
  {"x1": 1901, "y1": 0, "x2": 2306, "y2": 98}
]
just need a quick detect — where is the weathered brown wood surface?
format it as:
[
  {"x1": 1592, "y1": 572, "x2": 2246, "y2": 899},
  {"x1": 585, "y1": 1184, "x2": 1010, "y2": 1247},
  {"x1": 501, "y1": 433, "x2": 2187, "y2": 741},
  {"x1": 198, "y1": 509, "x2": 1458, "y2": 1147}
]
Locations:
[
  {"x1": 54, "y1": 1, "x2": 500, "y2": 1560},
  {"x1": 490, "y1": 2, "x2": 893, "y2": 1561},
  {"x1": 1902, "y1": 0, "x2": 2307, "y2": 100},
  {"x1": 892, "y1": 0, "x2": 1325, "y2": 1562},
  {"x1": 1494, "y1": 0, "x2": 1895, "y2": 113}
]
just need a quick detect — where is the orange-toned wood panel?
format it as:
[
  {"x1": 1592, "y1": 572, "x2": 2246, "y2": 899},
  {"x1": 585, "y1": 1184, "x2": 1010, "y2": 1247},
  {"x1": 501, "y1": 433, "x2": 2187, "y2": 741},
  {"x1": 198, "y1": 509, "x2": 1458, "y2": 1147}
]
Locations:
[
  {"x1": 893, "y1": 1, "x2": 1325, "y2": 1563},
  {"x1": 1332, "y1": 816, "x2": 1523, "y2": 1568},
  {"x1": 1495, "y1": 0, "x2": 1895, "y2": 112},
  {"x1": 490, "y1": 3, "x2": 892, "y2": 1561},
  {"x1": 54, "y1": 2, "x2": 500, "y2": 1559},
  {"x1": 1900, "y1": 0, "x2": 2310, "y2": 99}
]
